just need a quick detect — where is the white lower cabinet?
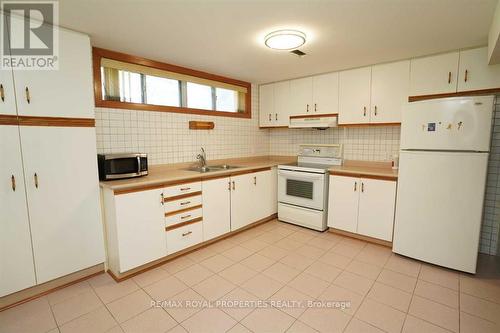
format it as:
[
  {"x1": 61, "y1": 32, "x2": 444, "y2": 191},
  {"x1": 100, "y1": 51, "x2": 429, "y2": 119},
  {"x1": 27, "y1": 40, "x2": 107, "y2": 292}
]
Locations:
[
  {"x1": 202, "y1": 177, "x2": 231, "y2": 241},
  {"x1": 230, "y1": 172, "x2": 255, "y2": 231},
  {"x1": 166, "y1": 222, "x2": 203, "y2": 254},
  {"x1": 328, "y1": 175, "x2": 396, "y2": 242},
  {"x1": 107, "y1": 188, "x2": 166, "y2": 273}
]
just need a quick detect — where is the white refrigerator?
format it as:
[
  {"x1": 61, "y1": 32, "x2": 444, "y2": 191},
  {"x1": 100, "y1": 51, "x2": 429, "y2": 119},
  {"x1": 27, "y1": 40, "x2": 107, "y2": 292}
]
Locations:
[{"x1": 393, "y1": 95, "x2": 494, "y2": 273}]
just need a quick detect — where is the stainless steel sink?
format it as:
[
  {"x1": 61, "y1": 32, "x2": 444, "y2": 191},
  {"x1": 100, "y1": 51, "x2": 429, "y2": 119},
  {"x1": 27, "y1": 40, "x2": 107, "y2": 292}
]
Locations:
[{"x1": 186, "y1": 165, "x2": 241, "y2": 173}]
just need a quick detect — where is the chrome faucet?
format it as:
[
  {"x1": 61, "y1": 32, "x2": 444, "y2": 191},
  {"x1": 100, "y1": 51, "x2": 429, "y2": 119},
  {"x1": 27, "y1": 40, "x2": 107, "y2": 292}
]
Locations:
[{"x1": 197, "y1": 147, "x2": 207, "y2": 168}]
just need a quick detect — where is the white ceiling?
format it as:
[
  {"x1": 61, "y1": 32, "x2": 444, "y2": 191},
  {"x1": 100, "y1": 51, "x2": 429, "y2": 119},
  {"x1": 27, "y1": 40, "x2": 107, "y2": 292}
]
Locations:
[{"x1": 57, "y1": 0, "x2": 498, "y2": 84}]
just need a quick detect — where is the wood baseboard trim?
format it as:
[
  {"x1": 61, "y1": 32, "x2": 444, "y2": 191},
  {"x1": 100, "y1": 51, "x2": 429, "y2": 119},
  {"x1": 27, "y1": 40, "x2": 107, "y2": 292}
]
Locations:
[
  {"x1": 0, "y1": 263, "x2": 105, "y2": 312},
  {"x1": 408, "y1": 88, "x2": 500, "y2": 102},
  {"x1": 108, "y1": 214, "x2": 278, "y2": 282},
  {"x1": 329, "y1": 228, "x2": 392, "y2": 248}
]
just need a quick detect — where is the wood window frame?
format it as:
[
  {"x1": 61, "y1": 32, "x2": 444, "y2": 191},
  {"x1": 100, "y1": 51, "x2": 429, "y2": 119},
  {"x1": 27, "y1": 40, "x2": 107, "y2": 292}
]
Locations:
[{"x1": 92, "y1": 47, "x2": 252, "y2": 119}]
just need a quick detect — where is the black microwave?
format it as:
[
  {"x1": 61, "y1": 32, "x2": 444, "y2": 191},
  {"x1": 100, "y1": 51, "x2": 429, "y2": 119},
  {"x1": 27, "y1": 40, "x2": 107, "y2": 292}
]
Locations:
[{"x1": 97, "y1": 153, "x2": 148, "y2": 181}]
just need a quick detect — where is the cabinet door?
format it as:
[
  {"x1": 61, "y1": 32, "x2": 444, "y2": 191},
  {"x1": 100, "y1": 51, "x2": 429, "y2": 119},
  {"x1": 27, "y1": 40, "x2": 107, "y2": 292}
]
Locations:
[
  {"x1": 289, "y1": 77, "x2": 313, "y2": 116},
  {"x1": 274, "y1": 81, "x2": 291, "y2": 126},
  {"x1": 357, "y1": 178, "x2": 396, "y2": 241},
  {"x1": 19, "y1": 127, "x2": 105, "y2": 282},
  {"x1": 312, "y1": 72, "x2": 339, "y2": 115},
  {"x1": 259, "y1": 84, "x2": 274, "y2": 127},
  {"x1": 10, "y1": 15, "x2": 94, "y2": 118},
  {"x1": 371, "y1": 60, "x2": 410, "y2": 123},
  {"x1": 202, "y1": 177, "x2": 231, "y2": 241},
  {"x1": 339, "y1": 67, "x2": 371, "y2": 124},
  {"x1": 230, "y1": 173, "x2": 255, "y2": 231},
  {"x1": 327, "y1": 175, "x2": 360, "y2": 232},
  {"x1": 0, "y1": 125, "x2": 36, "y2": 297},
  {"x1": 457, "y1": 47, "x2": 500, "y2": 92},
  {"x1": 0, "y1": 15, "x2": 17, "y2": 116},
  {"x1": 253, "y1": 169, "x2": 276, "y2": 221},
  {"x1": 114, "y1": 189, "x2": 166, "y2": 272},
  {"x1": 409, "y1": 52, "x2": 459, "y2": 96}
]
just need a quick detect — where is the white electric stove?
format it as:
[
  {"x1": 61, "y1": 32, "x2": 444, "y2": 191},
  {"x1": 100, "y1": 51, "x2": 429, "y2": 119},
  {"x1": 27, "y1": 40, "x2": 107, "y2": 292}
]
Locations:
[{"x1": 277, "y1": 144, "x2": 343, "y2": 231}]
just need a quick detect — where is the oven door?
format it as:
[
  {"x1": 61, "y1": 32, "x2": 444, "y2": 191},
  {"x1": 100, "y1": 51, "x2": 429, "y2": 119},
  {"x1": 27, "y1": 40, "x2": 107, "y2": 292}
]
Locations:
[{"x1": 278, "y1": 169, "x2": 325, "y2": 211}]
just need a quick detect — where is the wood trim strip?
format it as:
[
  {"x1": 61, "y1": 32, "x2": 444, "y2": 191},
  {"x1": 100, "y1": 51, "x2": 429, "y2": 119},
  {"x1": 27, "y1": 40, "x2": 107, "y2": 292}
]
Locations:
[
  {"x1": 113, "y1": 183, "x2": 167, "y2": 195},
  {"x1": 0, "y1": 115, "x2": 95, "y2": 127},
  {"x1": 338, "y1": 122, "x2": 401, "y2": 127},
  {"x1": 165, "y1": 217, "x2": 203, "y2": 231},
  {"x1": 0, "y1": 115, "x2": 19, "y2": 125},
  {"x1": 165, "y1": 204, "x2": 203, "y2": 217},
  {"x1": 164, "y1": 191, "x2": 202, "y2": 202},
  {"x1": 330, "y1": 171, "x2": 397, "y2": 181},
  {"x1": 107, "y1": 213, "x2": 277, "y2": 282},
  {"x1": 408, "y1": 88, "x2": 500, "y2": 102},
  {"x1": 329, "y1": 228, "x2": 392, "y2": 247},
  {"x1": 230, "y1": 167, "x2": 271, "y2": 176},
  {"x1": 93, "y1": 47, "x2": 252, "y2": 119},
  {"x1": 189, "y1": 121, "x2": 215, "y2": 130},
  {"x1": 289, "y1": 113, "x2": 338, "y2": 119},
  {"x1": 259, "y1": 125, "x2": 289, "y2": 129}
]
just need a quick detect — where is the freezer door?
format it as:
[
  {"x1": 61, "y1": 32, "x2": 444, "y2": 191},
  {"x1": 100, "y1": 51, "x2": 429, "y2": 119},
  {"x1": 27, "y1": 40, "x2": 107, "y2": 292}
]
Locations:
[
  {"x1": 393, "y1": 151, "x2": 488, "y2": 273},
  {"x1": 400, "y1": 96, "x2": 493, "y2": 151}
]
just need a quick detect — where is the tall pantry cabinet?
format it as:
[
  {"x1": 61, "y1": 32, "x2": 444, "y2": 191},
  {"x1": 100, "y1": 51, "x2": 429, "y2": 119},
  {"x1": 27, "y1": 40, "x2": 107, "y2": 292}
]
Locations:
[{"x1": 0, "y1": 14, "x2": 104, "y2": 297}]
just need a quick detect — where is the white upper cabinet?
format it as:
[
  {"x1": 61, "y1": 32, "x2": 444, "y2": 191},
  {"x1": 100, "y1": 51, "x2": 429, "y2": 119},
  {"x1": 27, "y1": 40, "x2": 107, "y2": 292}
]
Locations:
[
  {"x1": 0, "y1": 126, "x2": 36, "y2": 297},
  {"x1": 370, "y1": 60, "x2": 410, "y2": 124},
  {"x1": 202, "y1": 177, "x2": 231, "y2": 241},
  {"x1": 312, "y1": 72, "x2": 339, "y2": 115},
  {"x1": 259, "y1": 84, "x2": 274, "y2": 127},
  {"x1": 9, "y1": 15, "x2": 94, "y2": 119},
  {"x1": 409, "y1": 51, "x2": 459, "y2": 96},
  {"x1": 339, "y1": 66, "x2": 372, "y2": 124},
  {"x1": 290, "y1": 77, "x2": 313, "y2": 115},
  {"x1": 274, "y1": 81, "x2": 291, "y2": 126},
  {"x1": 0, "y1": 16, "x2": 16, "y2": 116},
  {"x1": 457, "y1": 47, "x2": 500, "y2": 92}
]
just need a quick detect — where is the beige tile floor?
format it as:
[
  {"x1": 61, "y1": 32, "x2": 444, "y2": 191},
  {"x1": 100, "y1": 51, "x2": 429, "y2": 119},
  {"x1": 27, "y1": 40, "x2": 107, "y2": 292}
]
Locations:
[{"x1": 1, "y1": 219, "x2": 500, "y2": 333}]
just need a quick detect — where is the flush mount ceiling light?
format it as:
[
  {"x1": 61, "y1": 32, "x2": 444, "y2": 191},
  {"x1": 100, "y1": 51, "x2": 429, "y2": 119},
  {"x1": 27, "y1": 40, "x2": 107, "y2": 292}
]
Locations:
[{"x1": 264, "y1": 30, "x2": 306, "y2": 50}]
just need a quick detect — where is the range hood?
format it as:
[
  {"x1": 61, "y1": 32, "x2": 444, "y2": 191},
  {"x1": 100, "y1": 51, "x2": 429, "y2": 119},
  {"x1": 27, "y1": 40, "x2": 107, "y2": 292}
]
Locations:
[{"x1": 289, "y1": 115, "x2": 338, "y2": 129}]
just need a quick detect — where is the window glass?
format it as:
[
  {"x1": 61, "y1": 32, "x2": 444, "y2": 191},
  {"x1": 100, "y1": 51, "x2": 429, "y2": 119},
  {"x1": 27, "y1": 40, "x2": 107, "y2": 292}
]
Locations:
[
  {"x1": 145, "y1": 75, "x2": 180, "y2": 107},
  {"x1": 215, "y1": 87, "x2": 238, "y2": 112},
  {"x1": 187, "y1": 82, "x2": 213, "y2": 110},
  {"x1": 118, "y1": 70, "x2": 142, "y2": 103}
]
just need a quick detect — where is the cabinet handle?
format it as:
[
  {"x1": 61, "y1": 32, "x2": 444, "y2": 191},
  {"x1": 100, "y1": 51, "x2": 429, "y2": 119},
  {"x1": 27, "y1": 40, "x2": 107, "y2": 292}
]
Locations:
[
  {"x1": 275, "y1": 113, "x2": 277, "y2": 121},
  {"x1": 34, "y1": 173, "x2": 39, "y2": 188},
  {"x1": 363, "y1": 106, "x2": 366, "y2": 116},
  {"x1": 374, "y1": 105, "x2": 377, "y2": 116},
  {"x1": 254, "y1": 176, "x2": 257, "y2": 185},
  {"x1": 180, "y1": 201, "x2": 191, "y2": 206},
  {"x1": 228, "y1": 181, "x2": 231, "y2": 191},
  {"x1": 25, "y1": 87, "x2": 30, "y2": 104},
  {"x1": 314, "y1": 103, "x2": 317, "y2": 112},
  {"x1": 182, "y1": 231, "x2": 192, "y2": 237},
  {"x1": 354, "y1": 182, "x2": 357, "y2": 191},
  {"x1": 11, "y1": 175, "x2": 16, "y2": 191},
  {"x1": 269, "y1": 113, "x2": 271, "y2": 121},
  {"x1": 306, "y1": 104, "x2": 309, "y2": 112},
  {"x1": 160, "y1": 193, "x2": 164, "y2": 205},
  {"x1": 180, "y1": 187, "x2": 191, "y2": 191},
  {"x1": 232, "y1": 181, "x2": 235, "y2": 190},
  {"x1": 0, "y1": 84, "x2": 4, "y2": 102},
  {"x1": 448, "y1": 72, "x2": 451, "y2": 84},
  {"x1": 180, "y1": 214, "x2": 192, "y2": 220},
  {"x1": 464, "y1": 69, "x2": 468, "y2": 82},
  {"x1": 361, "y1": 182, "x2": 364, "y2": 193}
]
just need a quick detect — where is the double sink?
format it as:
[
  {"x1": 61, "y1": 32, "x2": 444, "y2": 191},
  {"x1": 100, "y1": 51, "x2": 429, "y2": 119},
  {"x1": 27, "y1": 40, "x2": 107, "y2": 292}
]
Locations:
[{"x1": 186, "y1": 164, "x2": 241, "y2": 173}]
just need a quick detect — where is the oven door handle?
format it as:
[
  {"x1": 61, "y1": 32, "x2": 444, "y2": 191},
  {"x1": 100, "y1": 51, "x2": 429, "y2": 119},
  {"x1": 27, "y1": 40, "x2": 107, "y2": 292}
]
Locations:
[{"x1": 278, "y1": 169, "x2": 324, "y2": 180}]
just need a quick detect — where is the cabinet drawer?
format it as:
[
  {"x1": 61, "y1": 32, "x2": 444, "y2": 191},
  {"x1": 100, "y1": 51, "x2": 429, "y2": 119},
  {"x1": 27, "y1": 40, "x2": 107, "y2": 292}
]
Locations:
[
  {"x1": 165, "y1": 207, "x2": 202, "y2": 228},
  {"x1": 164, "y1": 182, "x2": 201, "y2": 198},
  {"x1": 164, "y1": 195, "x2": 202, "y2": 213},
  {"x1": 166, "y1": 222, "x2": 203, "y2": 254}
]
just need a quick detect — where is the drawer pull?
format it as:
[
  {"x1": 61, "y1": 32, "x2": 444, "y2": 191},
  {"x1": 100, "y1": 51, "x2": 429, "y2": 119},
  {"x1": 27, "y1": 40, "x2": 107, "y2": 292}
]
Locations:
[
  {"x1": 464, "y1": 69, "x2": 468, "y2": 82},
  {"x1": 34, "y1": 173, "x2": 39, "y2": 188},
  {"x1": 374, "y1": 105, "x2": 377, "y2": 116},
  {"x1": 182, "y1": 231, "x2": 193, "y2": 237},
  {"x1": 361, "y1": 182, "x2": 364, "y2": 192},
  {"x1": 180, "y1": 187, "x2": 191, "y2": 191},
  {"x1": 448, "y1": 71, "x2": 452, "y2": 84},
  {"x1": 354, "y1": 182, "x2": 357, "y2": 192},
  {"x1": 11, "y1": 175, "x2": 15, "y2": 191},
  {"x1": 363, "y1": 106, "x2": 366, "y2": 116},
  {"x1": 180, "y1": 201, "x2": 191, "y2": 206},
  {"x1": 181, "y1": 214, "x2": 192, "y2": 220},
  {"x1": 160, "y1": 193, "x2": 164, "y2": 205},
  {"x1": 25, "y1": 87, "x2": 30, "y2": 104},
  {"x1": 0, "y1": 84, "x2": 4, "y2": 102}
]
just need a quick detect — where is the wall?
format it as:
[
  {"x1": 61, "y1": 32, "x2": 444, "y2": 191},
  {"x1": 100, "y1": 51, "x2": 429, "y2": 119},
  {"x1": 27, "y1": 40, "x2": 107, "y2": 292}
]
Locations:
[
  {"x1": 480, "y1": 96, "x2": 500, "y2": 255},
  {"x1": 269, "y1": 126, "x2": 401, "y2": 161},
  {"x1": 95, "y1": 85, "x2": 269, "y2": 165}
]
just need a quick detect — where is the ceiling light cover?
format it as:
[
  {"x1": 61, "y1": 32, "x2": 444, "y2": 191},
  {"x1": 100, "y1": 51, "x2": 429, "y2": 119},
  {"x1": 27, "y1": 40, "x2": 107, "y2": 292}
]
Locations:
[{"x1": 265, "y1": 30, "x2": 306, "y2": 50}]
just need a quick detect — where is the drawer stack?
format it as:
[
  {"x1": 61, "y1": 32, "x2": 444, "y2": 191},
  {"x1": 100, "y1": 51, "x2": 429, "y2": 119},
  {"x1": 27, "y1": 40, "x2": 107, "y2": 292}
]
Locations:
[{"x1": 163, "y1": 181, "x2": 203, "y2": 254}]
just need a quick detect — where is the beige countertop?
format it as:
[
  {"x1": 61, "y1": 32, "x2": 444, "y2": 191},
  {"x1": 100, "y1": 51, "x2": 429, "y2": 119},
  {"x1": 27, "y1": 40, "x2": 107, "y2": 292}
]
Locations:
[
  {"x1": 329, "y1": 160, "x2": 398, "y2": 180},
  {"x1": 100, "y1": 155, "x2": 296, "y2": 192}
]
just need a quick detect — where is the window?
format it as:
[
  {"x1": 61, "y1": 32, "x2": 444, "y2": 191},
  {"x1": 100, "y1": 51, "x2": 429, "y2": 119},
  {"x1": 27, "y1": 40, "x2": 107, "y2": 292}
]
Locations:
[{"x1": 94, "y1": 48, "x2": 251, "y2": 118}]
